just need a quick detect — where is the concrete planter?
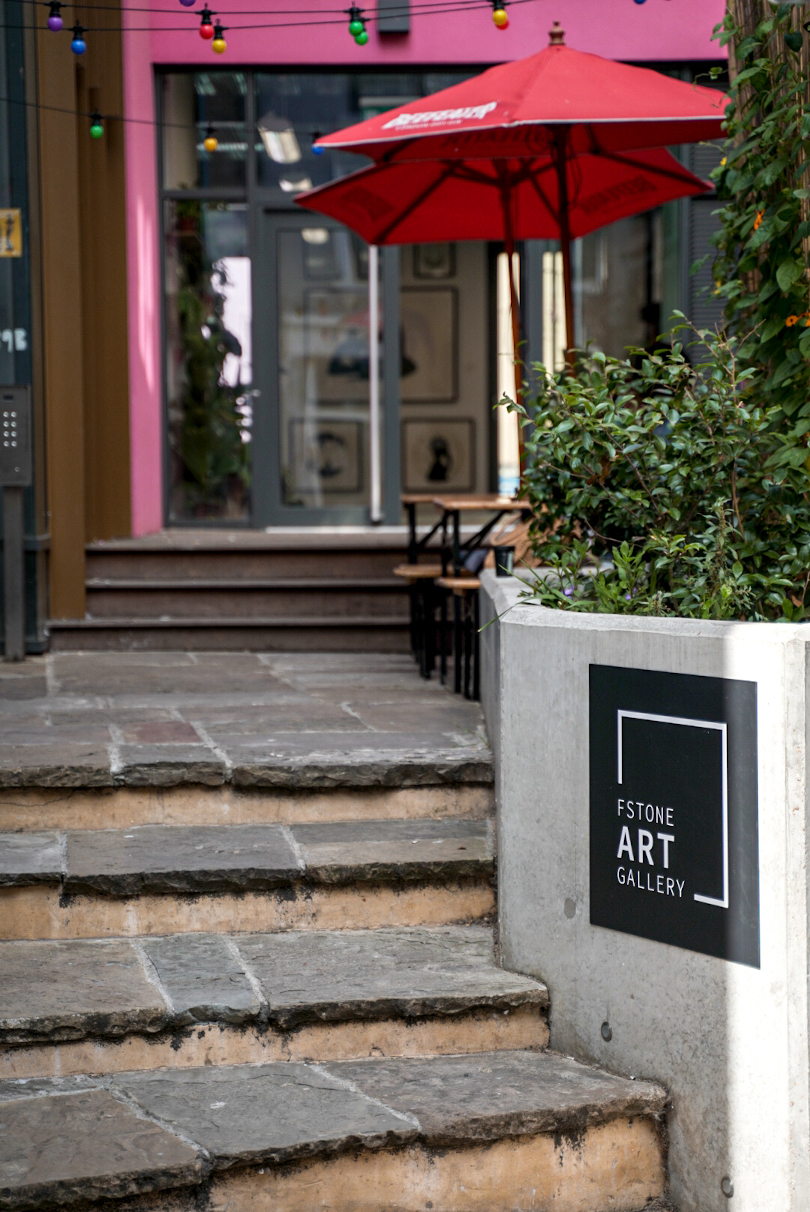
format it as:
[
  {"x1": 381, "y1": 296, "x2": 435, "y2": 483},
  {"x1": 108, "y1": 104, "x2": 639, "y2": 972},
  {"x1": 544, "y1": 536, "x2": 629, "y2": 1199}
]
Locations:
[{"x1": 480, "y1": 570, "x2": 810, "y2": 1212}]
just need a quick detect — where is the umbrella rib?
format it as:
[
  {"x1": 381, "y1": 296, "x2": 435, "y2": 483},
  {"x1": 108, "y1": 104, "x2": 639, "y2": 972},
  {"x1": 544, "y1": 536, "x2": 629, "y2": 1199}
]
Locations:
[
  {"x1": 592, "y1": 147, "x2": 709, "y2": 188},
  {"x1": 372, "y1": 163, "x2": 457, "y2": 243},
  {"x1": 527, "y1": 171, "x2": 562, "y2": 226}
]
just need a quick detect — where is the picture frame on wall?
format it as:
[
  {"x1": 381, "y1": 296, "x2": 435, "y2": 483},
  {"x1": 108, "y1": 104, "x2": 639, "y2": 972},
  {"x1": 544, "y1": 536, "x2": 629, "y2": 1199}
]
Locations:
[
  {"x1": 402, "y1": 418, "x2": 474, "y2": 493},
  {"x1": 400, "y1": 287, "x2": 458, "y2": 403},
  {"x1": 413, "y1": 243, "x2": 456, "y2": 280},
  {"x1": 304, "y1": 287, "x2": 370, "y2": 403},
  {"x1": 288, "y1": 418, "x2": 363, "y2": 495}
]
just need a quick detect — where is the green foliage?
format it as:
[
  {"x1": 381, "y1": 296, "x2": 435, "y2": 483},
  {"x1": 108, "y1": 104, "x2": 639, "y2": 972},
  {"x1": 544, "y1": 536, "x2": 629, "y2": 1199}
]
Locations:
[
  {"x1": 170, "y1": 200, "x2": 250, "y2": 517},
  {"x1": 510, "y1": 328, "x2": 810, "y2": 621},
  {"x1": 711, "y1": 4, "x2": 810, "y2": 420}
]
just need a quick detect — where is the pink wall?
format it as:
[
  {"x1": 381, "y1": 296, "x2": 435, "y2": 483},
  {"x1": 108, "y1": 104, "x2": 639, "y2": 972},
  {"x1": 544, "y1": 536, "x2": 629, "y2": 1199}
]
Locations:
[
  {"x1": 123, "y1": 0, "x2": 726, "y2": 535},
  {"x1": 123, "y1": 7, "x2": 162, "y2": 535}
]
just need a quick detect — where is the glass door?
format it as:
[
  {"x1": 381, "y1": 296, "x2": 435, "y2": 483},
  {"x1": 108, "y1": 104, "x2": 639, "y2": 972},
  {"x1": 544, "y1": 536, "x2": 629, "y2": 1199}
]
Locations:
[{"x1": 253, "y1": 211, "x2": 392, "y2": 525}]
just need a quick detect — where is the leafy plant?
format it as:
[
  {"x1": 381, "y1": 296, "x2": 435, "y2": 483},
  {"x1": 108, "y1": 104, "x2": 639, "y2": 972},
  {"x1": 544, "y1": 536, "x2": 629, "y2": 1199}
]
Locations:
[
  {"x1": 711, "y1": 1, "x2": 810, "y2": 422},
  {"x1": 509, "y1": 326, "x2": 810, "y2": 621},
  {"x1": 168, "y1": 200, "x2": 250, "y2": 519}
]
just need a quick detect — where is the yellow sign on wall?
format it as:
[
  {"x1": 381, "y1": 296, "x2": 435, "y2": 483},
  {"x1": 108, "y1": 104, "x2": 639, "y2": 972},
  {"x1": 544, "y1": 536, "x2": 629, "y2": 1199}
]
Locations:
[{"x1": 0, "y1": 210, "x2": 22, "y2": 257}]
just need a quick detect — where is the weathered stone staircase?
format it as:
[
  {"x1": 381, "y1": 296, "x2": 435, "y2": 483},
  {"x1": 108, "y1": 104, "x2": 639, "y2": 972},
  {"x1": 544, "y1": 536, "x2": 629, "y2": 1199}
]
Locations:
[{"x1": 0, "y1": 652, "x2": 668, "y2": 1211}]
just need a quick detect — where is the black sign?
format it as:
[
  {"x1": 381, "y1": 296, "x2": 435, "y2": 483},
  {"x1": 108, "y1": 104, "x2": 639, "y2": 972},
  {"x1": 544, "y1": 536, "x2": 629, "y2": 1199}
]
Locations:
[{"x1": 590, "y1": 665, "x2": 759, "y2": 967}]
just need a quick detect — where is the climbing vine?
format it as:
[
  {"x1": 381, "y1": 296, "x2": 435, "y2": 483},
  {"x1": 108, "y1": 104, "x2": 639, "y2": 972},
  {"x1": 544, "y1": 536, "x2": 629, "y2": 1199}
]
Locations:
[{"x1": 711, "y1": 1, "x2": 810, "y2": 445}]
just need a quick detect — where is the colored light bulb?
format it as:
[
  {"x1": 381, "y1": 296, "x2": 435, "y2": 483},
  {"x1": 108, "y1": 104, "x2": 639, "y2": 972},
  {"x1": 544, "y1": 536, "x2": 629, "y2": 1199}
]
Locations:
[
  {"x1": 199, "y1": 8, "x2": 214, "y2": 38},
  {"x1": 90, "y1": 113, "x2": 104, "y2": 139},
  {"x1": 179, "y1": 0, "x2": 196, "y2": 6},
  {"x1": 203, "y1": 126, "x2": 218, "y2": 152},
  {"x1": 46, "y1": 2, "x2": 62, "y2": 31},
  {"x1": 212, "y1": 22, "x2": 226, "y2": 52},
  {"x1": 492, "y1": 7, "x2": 508, "y2": 27},
  {"x1": 348, "y1": 6, "x2": 365, "y2": 38},
  {"x1": 354, "y1": 29, "x2": 369, "y2": 43},
  {"x1": 71, "y1": 23, "x2": 86, "y2": 53}
]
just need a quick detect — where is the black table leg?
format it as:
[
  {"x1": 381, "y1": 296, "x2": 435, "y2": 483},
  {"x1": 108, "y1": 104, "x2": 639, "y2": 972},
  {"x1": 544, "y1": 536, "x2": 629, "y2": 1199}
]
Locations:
[
  {"x1": 439, "y1": 587, "x2": 448, "y2": 685},
  {"x1": 463, "y1": 592, "x2": 473, "y2": 699},
  {"x1": 453, "y1": 593, "x2": 462, "y2": 694},
  {"x1": 473, "y1": 589, "x2": 480, "y2": 701}
]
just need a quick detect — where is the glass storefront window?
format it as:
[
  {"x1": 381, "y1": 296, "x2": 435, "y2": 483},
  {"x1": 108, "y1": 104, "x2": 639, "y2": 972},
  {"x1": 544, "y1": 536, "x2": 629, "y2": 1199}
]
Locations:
[
  {"x1": 162, "y1": 73, "x2": 247, "y2": 190},
  {"x1": 277, "y1": 225, "x2": 370, "y2": 508},
  {"x1": 164, "y1": 201, "x2": 252, "y2": 521},
  {"x1": 254, "y1": 72, "x2": 470, "y2": 198}
]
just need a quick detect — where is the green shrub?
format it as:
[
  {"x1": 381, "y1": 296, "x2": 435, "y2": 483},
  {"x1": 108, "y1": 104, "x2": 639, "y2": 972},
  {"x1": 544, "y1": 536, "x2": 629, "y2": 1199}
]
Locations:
[{"x1": 510, "y1": 326, "x2": 810, "y2": 621}]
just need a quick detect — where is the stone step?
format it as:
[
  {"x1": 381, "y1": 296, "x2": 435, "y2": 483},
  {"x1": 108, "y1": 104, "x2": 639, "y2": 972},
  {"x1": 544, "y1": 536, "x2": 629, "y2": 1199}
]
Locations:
[
  {"x1": 0, "y1": 926, "x2": 549, "y2": 1080},
  {"x1": 48, "y1": 618, "x2": 412, "y2": 653},
  {"x1": 0, "y1": 1051, "x2": 668, "y2": 1211},
  {"x1": 84, "y1": 581, "x2": 408, "y2": 619},
  {"x1": 0, "y1": 819, "x2": 495, "y2": 940}
]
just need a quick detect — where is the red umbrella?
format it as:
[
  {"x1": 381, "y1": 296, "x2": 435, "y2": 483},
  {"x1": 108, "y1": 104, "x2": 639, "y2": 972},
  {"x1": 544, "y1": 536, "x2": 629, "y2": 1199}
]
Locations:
[
  {"x1": 296, "y1": 145, "x2": 709, "y2": 324},
  {"x1": 298, "y1": 23, "x2": 725, "y2": 362}
]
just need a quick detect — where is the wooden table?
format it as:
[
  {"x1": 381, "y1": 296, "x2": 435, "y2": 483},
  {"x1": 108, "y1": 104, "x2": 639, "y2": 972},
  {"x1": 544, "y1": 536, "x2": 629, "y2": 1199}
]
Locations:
[
  {"x1": 401, "y1": 494, "x2": 446, "y2": 564},
  {"x1": 431, "y1": 494, "x2": 531, "y2": 576}
]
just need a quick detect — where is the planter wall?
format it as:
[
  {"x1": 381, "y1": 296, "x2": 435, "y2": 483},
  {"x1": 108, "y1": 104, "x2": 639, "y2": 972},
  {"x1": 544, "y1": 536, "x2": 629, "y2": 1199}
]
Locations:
[{"x1": 481, "y1": 569, "x2": 810, "y2": 1212}]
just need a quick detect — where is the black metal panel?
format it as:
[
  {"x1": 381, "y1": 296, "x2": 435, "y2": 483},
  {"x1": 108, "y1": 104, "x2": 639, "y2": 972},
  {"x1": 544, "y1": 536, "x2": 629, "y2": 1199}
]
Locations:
[
  {"x1": 0, "y1": 386, "x2": 31, "y2": 486},
  {"x1": 589, "y1": 664, "x2": 760, "y2": 968},
  {"x1": 377, "y1": 0, "x2": 410, "y2": 34}
]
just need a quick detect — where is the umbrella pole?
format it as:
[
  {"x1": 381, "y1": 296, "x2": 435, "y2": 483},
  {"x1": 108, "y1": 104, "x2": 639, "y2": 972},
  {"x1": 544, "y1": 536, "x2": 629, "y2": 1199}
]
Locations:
[
  {"x1": 501, "y1": 191, "x2": 525, "y2": 479},
  {"x1": 553, "y1": 129, "x2": 576, "y2": 368}
]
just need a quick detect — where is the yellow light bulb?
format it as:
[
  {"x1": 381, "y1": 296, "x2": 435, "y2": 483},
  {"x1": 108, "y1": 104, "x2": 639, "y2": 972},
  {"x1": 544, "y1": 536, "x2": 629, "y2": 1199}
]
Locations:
[
  {"x1": 204, "y1": 135, "x2": 218, "y2": 152},
  {"x1": 493, "y1": 7, "x2": 508, "y2": 28},
  {"x1": 212, "y1": 35, "x2": 226, "y2": 52}
]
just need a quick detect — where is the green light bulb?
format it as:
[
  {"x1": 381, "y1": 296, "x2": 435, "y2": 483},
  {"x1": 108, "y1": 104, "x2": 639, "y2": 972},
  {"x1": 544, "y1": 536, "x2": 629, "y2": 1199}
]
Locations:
[
  {"x1": 348, "y1": 18, "x2": 363, "y2": 35},
  {"x1": 354, "y1": 28, "x2": 369, "y2": 43},
  {"x1": 90, "y1": 121, "x2": 104, "y2": 138}
]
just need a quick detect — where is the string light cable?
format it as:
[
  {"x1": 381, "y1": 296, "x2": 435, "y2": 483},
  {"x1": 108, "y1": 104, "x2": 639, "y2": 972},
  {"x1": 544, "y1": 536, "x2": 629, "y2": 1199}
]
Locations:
[{"x1": 12, "y1": 0, "x2": 547, "y2": 34}]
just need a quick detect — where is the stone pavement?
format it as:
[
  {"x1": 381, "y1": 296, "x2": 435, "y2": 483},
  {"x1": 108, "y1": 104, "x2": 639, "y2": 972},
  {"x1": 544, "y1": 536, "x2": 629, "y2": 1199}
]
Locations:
[{"x1": 0, "y1": 652, "x2": 490, "y2": 788}]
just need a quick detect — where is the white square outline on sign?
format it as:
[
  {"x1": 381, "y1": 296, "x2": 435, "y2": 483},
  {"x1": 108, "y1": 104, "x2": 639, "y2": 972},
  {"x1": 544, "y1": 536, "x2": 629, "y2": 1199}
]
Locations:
[{"x1": 617, "y1": 710, "x2": 728, "y2": 910}]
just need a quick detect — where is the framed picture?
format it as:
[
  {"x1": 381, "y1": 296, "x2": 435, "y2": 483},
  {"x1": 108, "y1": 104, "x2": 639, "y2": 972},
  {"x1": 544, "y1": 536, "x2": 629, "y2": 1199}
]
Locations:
[
  {"x1": 304, "y1": 287, "x2": 370, "y2": 403},
  {"x1": 288, "y1": 418, "x2": 363, "y2": 495},
  {"x1": 402, "y1": 419, "x2": 474, "y2": 493},
  {"x1": 400, "y1": 287, "x2": 457, "y2": 403},
  {"x1": 413, "y1": 243, "x2": 456, "y2": 280}
]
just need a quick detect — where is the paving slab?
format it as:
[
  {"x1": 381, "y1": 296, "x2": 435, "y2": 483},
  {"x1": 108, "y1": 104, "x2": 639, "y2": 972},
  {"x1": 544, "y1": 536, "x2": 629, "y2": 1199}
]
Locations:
[
  {"x1": 0, "y1": 1053, "x2": 667, "y2": 1210},
  {"x1": 290, "y1": 818, "x2": 492, "y2": 882},
  {"x1": 0, "y1": 1087, "x2": 204, "y2": 1209},
  {"x1": 0, "y1": 939, "x2": 167, "y2": 1043},
  {"x1": 65, "y1": 825, "x2": 300, "y2": 895},
  {"x1": 0, "y1": 926, "x2": 541, "y2": 1045},
  {"x1": 140, "y1": 935, "x2": 263, "y2": 1025},
  {"x1": 0, "y1": 746, "x2": 112, "y2": 788},
  {"x1": 0, "y1": 653, "x2": 492, "y2": 790},
  {"x1": 229, "y1": 736, "x2": 492, "y2": 789},
  {"x1": 235, "y1": 926, "x2": 548, "y2": 1029},
  {"x1": 324, "y1": 1049, "x2": 668, "y2": 1143},
  {"x1": 113, "y1": 1062, "x2": 417, "y2": 1168},
  {"x1": 1, "y1": 819, "x2": 493, "y2": 894},
  {"x1": 114, "y1": 746, "x2": 227, "y2": 787},
  {"x1": 0, "y1": 833, "x2": 63, "y2": 885}
]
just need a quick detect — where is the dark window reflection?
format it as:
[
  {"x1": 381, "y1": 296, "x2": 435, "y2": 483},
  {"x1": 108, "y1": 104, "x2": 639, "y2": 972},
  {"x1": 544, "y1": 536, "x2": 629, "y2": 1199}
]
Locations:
[
  {"x1": 165, "y1": 201, "x2": 252, "y2": 521},
  {"x1": 163, "y1": 72, "x2": 247, "y2": 190},
  {"x1": 254, "y1": 72, "x2": 471, "y2": 197}
]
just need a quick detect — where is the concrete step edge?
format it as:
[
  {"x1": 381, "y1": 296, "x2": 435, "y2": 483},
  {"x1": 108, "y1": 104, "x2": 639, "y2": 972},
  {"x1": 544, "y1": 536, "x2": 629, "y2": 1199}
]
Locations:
[
  {"x1": 48, "y1": 616, "x2": 411, "y2": 630},
  {"x1": 0, "y1": 819, "x2": 494, "y2": 895},
  {"x1": 0, "y1": 1051, "x2": 668, "y2": 1212},
  {"x1": 0, "y1": 925, "x2": 547, "y2": 1046}
]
